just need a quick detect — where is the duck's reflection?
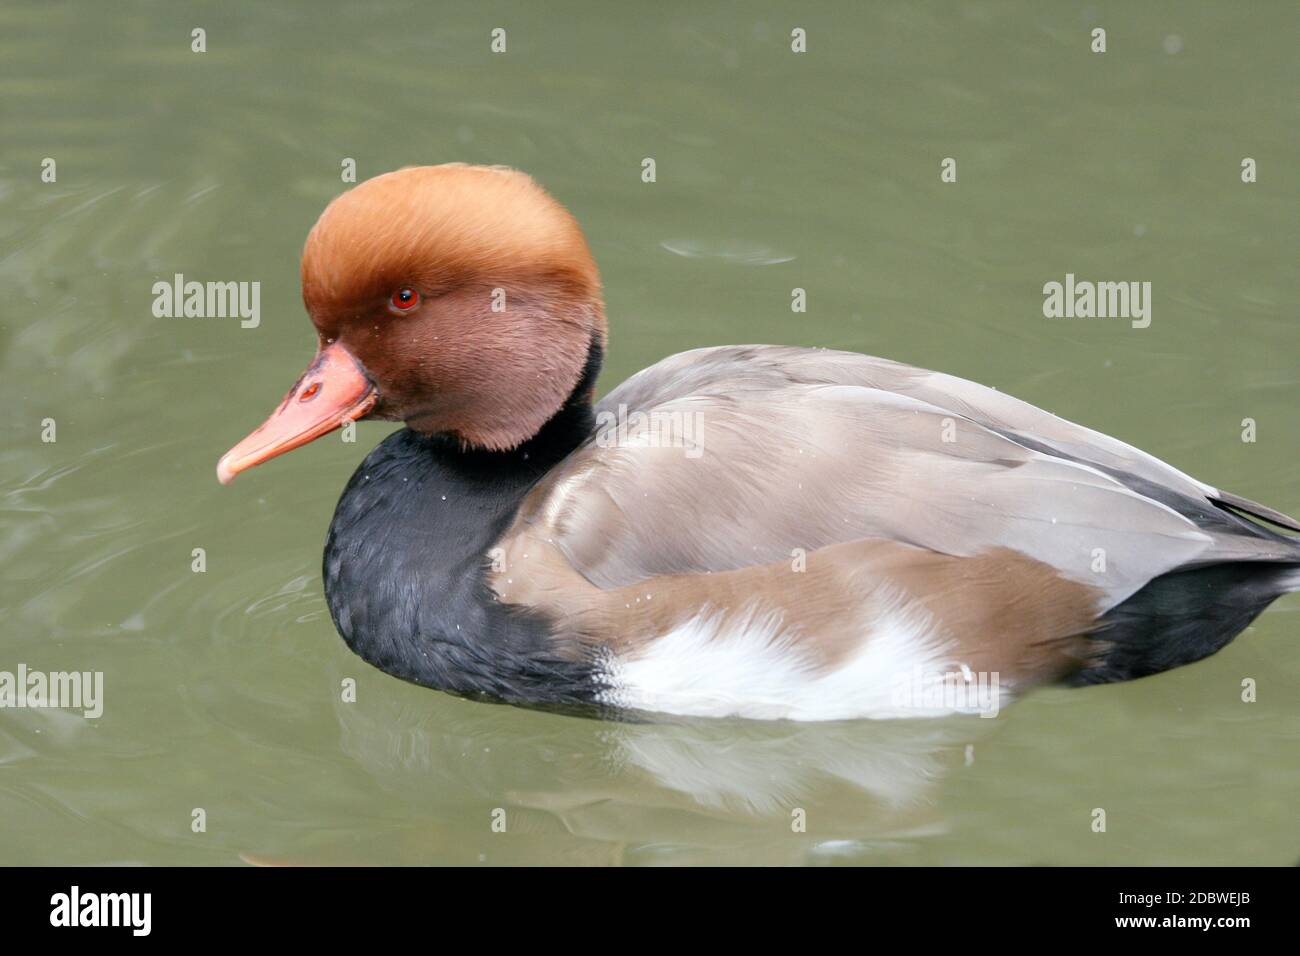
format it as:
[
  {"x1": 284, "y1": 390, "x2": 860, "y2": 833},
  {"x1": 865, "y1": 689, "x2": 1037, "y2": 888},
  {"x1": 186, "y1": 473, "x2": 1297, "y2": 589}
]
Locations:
[{"x1": 319, "y1": 686, "x2": 999, "y2": 865}]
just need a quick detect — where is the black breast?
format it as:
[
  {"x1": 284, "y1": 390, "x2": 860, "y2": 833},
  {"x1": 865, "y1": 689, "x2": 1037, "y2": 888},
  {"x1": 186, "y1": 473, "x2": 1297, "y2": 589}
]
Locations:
[{"x1": 322, "y1": 427, "x2": 603, "y2": 709}]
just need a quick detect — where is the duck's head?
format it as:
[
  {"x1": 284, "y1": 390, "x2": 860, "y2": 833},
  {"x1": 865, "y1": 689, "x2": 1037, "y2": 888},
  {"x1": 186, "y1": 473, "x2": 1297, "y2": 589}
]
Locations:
[{"x1": 217, "y1": 164, "x2": 605, "y2": 484}]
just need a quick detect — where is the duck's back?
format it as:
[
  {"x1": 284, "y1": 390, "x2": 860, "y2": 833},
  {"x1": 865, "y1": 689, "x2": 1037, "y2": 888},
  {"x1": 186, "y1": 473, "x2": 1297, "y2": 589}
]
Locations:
[{"x1": 487, "y1": 345, "x2": 1298, "y2": 718}]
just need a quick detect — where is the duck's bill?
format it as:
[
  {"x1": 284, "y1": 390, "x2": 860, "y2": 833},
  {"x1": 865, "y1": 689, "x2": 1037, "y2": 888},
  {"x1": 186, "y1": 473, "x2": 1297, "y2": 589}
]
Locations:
[{"x1": 216, "y1": 343, "x2": 377, "y2": 485}]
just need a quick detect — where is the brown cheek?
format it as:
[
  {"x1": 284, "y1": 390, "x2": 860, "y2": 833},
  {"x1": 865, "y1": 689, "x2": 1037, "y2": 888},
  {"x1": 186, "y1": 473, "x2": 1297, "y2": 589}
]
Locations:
[
  {"x1": 337, "y1": 287, "x2": 595, "y2": 449},
  {"x1": 338, "y1": 310, "x2": 439, "y2": 416},
  {"x1": 395, "y1": 304, "x2": 481, "y2": 408},
  {"x1": 438, "y1": 298, "x2": 592, "y2": 448}
]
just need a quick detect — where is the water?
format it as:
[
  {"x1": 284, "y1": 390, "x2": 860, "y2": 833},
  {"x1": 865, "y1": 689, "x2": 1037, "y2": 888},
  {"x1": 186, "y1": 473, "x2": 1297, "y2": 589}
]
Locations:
[{"x1": 1, "y1": 1, "x2": 1296, "y2": 865}]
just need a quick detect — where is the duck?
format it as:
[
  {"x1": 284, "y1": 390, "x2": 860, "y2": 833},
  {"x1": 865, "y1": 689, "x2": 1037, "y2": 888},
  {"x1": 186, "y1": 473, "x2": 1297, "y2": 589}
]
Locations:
[{"x1": 217, "y1": 163, "x2": 1300, "y2": 721}]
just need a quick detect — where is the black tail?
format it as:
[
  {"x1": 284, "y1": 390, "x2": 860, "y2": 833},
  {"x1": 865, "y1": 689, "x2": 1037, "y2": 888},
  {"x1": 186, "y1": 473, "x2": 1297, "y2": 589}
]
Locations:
[
  {"x1": 1214, "y1": 490, "x2": 1300, "y2": 533},
  {"x1": 1070, "y1": 562, "x2": 1299, "y2": 685}
]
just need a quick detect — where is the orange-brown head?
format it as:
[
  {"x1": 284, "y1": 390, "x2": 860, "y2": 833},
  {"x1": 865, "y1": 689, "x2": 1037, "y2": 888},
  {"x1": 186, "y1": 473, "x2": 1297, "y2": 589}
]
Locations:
[{"x1": 217, "y1": 164, "x2": 605, "y2": 484}]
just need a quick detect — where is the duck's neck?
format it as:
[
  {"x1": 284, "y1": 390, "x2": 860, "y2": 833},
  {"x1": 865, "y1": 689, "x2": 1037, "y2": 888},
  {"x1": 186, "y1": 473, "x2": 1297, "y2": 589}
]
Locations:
[
  {"x1": 478, "y1": 335, "x2": 603, "y2": 471},
  {"x1": 322, "y1": 339, "x2": 604, "y2": 707}
]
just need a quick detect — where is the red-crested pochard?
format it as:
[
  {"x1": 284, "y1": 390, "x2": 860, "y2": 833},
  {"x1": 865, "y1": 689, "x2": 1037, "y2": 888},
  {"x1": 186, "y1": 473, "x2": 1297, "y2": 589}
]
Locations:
[{"x1": 217, "y1": 164, "x2": 1300, "y2": 720}]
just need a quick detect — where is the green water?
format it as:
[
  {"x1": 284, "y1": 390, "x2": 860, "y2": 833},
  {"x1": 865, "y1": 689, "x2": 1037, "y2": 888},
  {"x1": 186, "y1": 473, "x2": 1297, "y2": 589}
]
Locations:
[{"x1": 1, "y1": 1, "x2": 1296, "y2": 865}]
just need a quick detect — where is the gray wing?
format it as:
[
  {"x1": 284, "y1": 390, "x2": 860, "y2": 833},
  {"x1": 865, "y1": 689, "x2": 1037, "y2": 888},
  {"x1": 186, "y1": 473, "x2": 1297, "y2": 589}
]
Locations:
[{"x1": 519, "y1": 345, "x2": 1296, "y2": 611}]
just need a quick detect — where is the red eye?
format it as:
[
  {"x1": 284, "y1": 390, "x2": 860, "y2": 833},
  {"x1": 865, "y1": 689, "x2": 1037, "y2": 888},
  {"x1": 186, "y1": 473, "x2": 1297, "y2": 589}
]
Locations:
[{"x1": 390, "y1": 288, "x2": 419, "y2": 312}]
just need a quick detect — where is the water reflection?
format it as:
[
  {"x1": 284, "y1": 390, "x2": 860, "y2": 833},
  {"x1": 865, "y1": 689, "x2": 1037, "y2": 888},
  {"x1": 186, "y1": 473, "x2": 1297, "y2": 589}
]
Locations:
[{"x1": 325, "y1": 689, "x2": 998, "y2": 865}]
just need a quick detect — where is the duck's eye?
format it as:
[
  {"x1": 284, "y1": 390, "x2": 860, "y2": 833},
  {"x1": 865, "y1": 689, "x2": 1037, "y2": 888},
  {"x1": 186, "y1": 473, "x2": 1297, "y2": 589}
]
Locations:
[{"x1": 390, "y1": 288, "x2": 419, "y2": 312}]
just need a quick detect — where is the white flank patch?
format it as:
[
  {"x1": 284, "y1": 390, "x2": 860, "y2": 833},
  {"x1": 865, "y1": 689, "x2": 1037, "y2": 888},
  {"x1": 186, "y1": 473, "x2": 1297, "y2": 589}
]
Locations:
[{"x1": 597, "y1": 596, "x2": 1009, "y2": 721}]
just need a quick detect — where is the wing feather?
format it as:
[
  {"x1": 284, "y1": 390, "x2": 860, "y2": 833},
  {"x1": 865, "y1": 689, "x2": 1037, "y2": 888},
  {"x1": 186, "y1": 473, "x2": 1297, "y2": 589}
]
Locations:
[{"x1": 513, "y1": 346, "x2": 1294, "y2": 612}]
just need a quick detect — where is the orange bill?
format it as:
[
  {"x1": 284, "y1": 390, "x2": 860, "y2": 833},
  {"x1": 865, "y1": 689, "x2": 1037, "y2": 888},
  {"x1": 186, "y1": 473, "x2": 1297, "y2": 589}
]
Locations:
[{"x1": 217, "y1": 343, "x2": 377, "y2": 485}]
